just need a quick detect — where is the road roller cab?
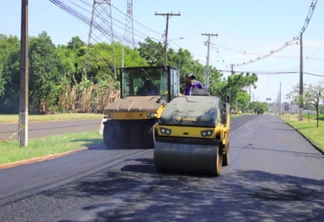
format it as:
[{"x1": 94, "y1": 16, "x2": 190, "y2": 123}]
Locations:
[
  {"x1": 103, "y1": 66, "x2": 180, "y2": 149},
  {"x1": 154, "y1": 93, "x2": 231, "y2": 176}
]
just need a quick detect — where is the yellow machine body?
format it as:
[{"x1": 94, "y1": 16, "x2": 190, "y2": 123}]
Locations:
[{"x1": 153, "y1": 94, "x2": 231, "y2": 176}]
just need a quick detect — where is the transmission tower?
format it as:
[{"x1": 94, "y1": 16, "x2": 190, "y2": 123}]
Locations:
[
  {"x1": 84, "y1": 0, "x2": 117, "y2": 79},
  {"x1": 122, "y1": 0, "x2": 135, "y2": 67},
  {"x1": 125, "y1": 0, "x2": 135, "y2": 47}
]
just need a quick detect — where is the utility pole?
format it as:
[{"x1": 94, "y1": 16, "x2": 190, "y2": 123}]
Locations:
[
  {"x1": 230, "y1": 64, "x2": 234, "y2": 75},
  {"x1": 202, "y1": 33, "x2": 218, "y2": 89},
  {"x1": 249, "y1": 85, "x2": 252, "y2": 103},
  {"x1": 18, "y1": 0, "x2": 29, "y2": 147},
  {"x1": 279, "y1": 82, "x2": 282, "y2": 116},
  {"x1": 236, "y1": 98, "x2": 238, "y2": 113},
  {"x1": 155, "y1": 12, "x2": 181, "y2": 66},
  {"x1": 298, "y1": 32, "x2": 303, "y2": 121}
]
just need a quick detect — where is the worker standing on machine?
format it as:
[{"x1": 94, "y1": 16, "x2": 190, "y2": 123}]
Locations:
[{"x1": 183, "y1": 73, "x2": 205, "y2": 96}]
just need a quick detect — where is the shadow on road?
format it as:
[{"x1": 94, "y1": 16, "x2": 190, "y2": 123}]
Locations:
[
  {"x1": 39, "y1": 156, "x2": 324, "y2": 222},
  {"x1": 71, "y1": 139, "x2": 105, "y2": 150},
  {"x1": 72, "y1": 139, "x2": 154, "y2": 151}
]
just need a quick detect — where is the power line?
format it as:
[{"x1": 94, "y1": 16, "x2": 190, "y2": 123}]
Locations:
[
  {"x1": 217, "y1": 70, "x2": 324, "y2": 78},
  {"x1": 210, "y1": 44, "x2": 229, "y2": 67},
  {"x1": 230, "y1": 0, "x2": 318, "y2": 68},
  {"x1": 110, "y1": 3, "x2": 163, "y2": 36},
  {"x1": 304, "y1": 72, "x2": 324, "y2": 77},
  {"x1": 311, "y1": 41, "x2": 324, "y2": 57},
  {"x1": 50, "y1": 0, "x2": 162, "y2": 48},
  {"x1": 218, "y1": 70, "x2": 297, "y2": 74},
  {"x1": 210, "y1": 42, "x2": 324, "y2": 61},
  {"x1": 168, "y1": 40, "x2": 207, "y2": 58},
  {"x1": 73, "y1": 0, "x2": 164, "y2": 41}
]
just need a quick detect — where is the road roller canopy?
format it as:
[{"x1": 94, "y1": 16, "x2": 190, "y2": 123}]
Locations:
[
  {"x1": 158, "y1": 96, "x2": 221, "y2": 127},
  {"x1": 120, "y1": 66, "x2": 180, "y2": 102}
]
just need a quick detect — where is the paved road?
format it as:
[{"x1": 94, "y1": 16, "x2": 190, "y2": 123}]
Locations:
[
  {"x1": 0, "y1": 119, "x2": 102, "y2": 142},
  {"x1": 0, "y1": 115, "x2": 323, "y2": 222}
]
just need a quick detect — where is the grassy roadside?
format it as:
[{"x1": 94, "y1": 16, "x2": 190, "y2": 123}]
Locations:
[
  {"x1": 0, "y1": 113, "x2": 103, "y2": 124},
  {"x1": 281, "y1": 113, "x2": 324, "y2": 151},
  {"x1": 0, "y1": 130, "x2": 103, "y2": 164}
]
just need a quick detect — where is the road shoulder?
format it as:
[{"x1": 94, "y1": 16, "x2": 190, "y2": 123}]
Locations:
[
  {"x1": 284, "y1": 120, "x2": 324, "y2": 155},
  {"x1": 0, "y1": 148, "x2": 87, "y2": 170}
]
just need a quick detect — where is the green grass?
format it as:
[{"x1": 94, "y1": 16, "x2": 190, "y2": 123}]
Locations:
[
  {"x1": 0, "y1": 113, "x2": 103, "y2": 124},
  {"x1": 302, "y1": 113, "x2": 324, "y2": 121},
  {"x1": 0, "y1": 130, "x2": 103, "y2": 164},
  {"x1": 281, "y1": 114, "x2": 324, "y2": 151}
]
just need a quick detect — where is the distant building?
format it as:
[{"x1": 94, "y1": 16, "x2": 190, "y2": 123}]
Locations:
[{"x1": 281, "y1": 102, "x2": 299, "y2": 114}]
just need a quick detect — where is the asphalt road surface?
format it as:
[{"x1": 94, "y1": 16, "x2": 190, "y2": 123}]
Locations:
[
  {"x1": 0, "y1": 115, "x2": 323, "y2": 222},
  {"x1": 0, "y1": 119, "x2": 102, "y2": 142}
]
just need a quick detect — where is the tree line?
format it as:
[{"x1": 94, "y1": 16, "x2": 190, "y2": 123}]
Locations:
[
  {"x1": 0, "y1": 31, "x2": 260, "y2": 114},
  {"x1": 286, "y1": 82, "x2": 324, "y2": 127}
]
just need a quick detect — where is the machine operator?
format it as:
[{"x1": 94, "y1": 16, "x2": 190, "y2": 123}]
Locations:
[
  {"x1": 138, "y1": 76, "x2": 158, "y2": 96},
  {"x1": 183, "y1": 73, "x2": 205, "y2": 96}
]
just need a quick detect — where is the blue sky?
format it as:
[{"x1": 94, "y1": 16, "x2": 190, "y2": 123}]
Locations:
[{"x1": 1, "y1": 0, "x2": 324, "y2": 103}]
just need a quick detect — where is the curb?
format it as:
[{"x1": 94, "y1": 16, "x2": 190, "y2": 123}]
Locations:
[
  {"x1": 285, "y1": 121, "x2": 324, "y2": 155},
  {"x1": 0, "y1": 144, "x2": 104, "y2": 170}
]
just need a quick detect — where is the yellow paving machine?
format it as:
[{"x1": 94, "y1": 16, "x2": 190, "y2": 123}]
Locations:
[
  {"x1": 103, "y1": 65, "x2": 231, "y2": 176},
  {"x1": 103, "y1": 66, "x2": 180, "y2": 149},
  {"x1": 153, "y1": 89, "x2": 231, "y2": 176}
]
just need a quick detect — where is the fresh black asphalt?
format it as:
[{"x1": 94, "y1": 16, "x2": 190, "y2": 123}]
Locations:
[{"x1": 0, "y1": 115, "x2": 323, "y2": 222}]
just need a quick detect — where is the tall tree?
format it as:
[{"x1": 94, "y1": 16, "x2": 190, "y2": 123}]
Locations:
[
  {"x1": 304, "y1": 82, "x2": 324, "y2": 127},
  {"x1": 0, "y1": 34, "x2": 20, "y2": 97},
  {"x1": 211, "y1": 72, "x2": 258, "y2": 104},
  {"x1": 0, "y1": 35, "x2": 20, "y2": 113},
  {"x1": 249, "y1": 101, "x2": 268, "y2": 114},
  {"x1": 236, "y1": 90, "x2": 250, "y2": 112},
  {"x1": 138, "y1": 38, "x2": 164, "y2": 66},
  {"x1": 28, "y1": 31, "x2": 62, "y2": 113},
  {"x1": 67, "y1": 36, "x2": 86, "y2": 56},
  {"x1": 285, "y1": 83, "x2": 308, "y2": 110}
]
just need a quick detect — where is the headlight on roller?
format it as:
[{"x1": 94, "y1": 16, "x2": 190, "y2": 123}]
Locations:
[
  {"x1": 105, "y1": 113, "x2": 113, "y2": 118},
  {"x1": 201, "y1": 130, "x2": 213, "y2": 137},
  {"x1": 160, "y1": 127, "x2": 171, "y2": 135},
  {"x1": 146, "y1": 112, "x2": 156, "y2": 118}
]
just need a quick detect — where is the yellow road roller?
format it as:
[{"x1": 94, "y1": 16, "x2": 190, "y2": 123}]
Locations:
[
  {"x1": 154, "y1": 89, "x2": 231, "y2": 176},
  {"x1": 103, "y1": 66, "x2": 180, "y2": 149}
]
